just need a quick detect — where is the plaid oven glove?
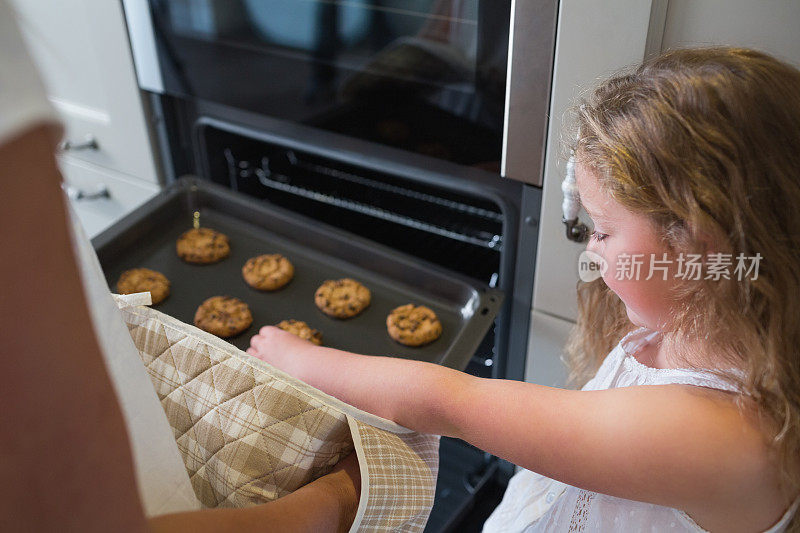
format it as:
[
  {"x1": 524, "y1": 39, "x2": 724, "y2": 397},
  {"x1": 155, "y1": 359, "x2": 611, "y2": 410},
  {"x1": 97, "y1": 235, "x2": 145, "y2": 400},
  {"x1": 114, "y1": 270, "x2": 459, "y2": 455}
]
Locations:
[{"x1": 113, "y1": 293, "x2": 439, "y2": 532}]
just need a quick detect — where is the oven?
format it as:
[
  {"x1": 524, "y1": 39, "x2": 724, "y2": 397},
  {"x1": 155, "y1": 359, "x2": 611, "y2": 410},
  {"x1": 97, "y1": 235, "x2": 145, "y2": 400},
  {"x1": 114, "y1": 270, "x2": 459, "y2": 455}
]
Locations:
[{"x1": 121, "y1": 0, "x2": 558, "y2": 529}]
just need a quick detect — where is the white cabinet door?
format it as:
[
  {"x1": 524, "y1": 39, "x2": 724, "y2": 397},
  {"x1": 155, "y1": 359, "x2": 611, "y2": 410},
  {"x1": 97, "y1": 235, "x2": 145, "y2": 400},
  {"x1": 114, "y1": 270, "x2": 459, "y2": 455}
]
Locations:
[
  {"x1": 662, "y1": 0, "x2": 800, "y2": 68},
  {"x1": 531, "y1": 0, "x2": 656, "y2": 323},
  {"x1": 11, "y1": 0, "x2": 160, "y2": 184},
  {"x1": 524, "y1": 0, "x2": 659, "y2": 387},
  {"x1": 525, "y1": 310, "x2": 573, "y2": 389}
]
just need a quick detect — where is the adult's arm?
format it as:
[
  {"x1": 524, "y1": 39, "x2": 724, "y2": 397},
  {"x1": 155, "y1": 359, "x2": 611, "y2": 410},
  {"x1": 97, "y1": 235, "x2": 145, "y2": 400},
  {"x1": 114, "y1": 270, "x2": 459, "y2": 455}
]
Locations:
[
  {"x1": 150, "y1": 452, "x2": 360, "y2": 533},
  {"x1": 0, "y1": 125, "x2": 359, "y2": 532},
  {"x1": 0, "y1": 124, "x2": 149, "y2": 531}
]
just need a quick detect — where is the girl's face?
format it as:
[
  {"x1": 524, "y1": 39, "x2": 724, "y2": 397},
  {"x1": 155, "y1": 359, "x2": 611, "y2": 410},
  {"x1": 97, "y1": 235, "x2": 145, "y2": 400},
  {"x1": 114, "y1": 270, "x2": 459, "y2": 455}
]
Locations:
[{"x1": 575, "y1": 162, "x2": 678, "y2": 331}]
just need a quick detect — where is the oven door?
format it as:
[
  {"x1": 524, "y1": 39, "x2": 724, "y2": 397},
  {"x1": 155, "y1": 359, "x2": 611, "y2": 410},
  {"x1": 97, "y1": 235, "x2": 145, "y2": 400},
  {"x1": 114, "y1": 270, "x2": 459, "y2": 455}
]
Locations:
[{"x1": 123, "y1": 0, "x2": 557, "y2": 184}]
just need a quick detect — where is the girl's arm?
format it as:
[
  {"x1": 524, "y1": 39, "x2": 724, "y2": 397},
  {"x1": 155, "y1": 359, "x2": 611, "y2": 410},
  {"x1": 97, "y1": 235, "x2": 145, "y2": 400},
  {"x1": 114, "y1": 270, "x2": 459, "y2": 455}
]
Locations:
[
  {"x1": 249, "y1": 326, "x2": 471, "y2": 436},
  {"x1": 249, "y1": 327, "x2": 776, "y2": 523}
]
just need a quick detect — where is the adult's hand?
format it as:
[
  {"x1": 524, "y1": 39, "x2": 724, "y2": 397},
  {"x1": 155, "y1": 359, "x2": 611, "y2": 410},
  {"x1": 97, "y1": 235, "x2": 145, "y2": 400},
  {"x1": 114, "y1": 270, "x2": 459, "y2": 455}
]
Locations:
[{"x1": 149, "y1": 452, "x2": 361, "y2": 533}]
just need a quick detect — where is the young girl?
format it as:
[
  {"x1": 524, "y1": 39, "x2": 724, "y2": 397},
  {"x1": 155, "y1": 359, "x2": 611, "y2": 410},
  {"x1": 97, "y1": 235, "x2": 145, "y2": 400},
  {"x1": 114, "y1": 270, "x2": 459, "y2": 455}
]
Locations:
[{"x1": 247, "y1": 47, "x2": 800, "y2": 532}]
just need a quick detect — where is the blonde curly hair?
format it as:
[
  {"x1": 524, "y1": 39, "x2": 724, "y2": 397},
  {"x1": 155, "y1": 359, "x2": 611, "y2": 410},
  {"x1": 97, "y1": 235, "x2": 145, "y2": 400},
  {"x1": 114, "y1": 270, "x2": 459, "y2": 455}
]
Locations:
[{"x1": 563, "y1": 47, "x2": 800, "y2": 528}]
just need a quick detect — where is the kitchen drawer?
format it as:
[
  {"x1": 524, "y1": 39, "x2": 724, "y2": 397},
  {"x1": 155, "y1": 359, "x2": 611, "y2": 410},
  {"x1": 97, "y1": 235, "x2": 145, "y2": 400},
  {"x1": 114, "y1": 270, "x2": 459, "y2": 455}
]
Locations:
[
  {"x1": 54, "y1": 97, "x2": 159, "y2": 184},
  {"x1": 60, "y1": 155, "x2": 159, "y2": 239}
]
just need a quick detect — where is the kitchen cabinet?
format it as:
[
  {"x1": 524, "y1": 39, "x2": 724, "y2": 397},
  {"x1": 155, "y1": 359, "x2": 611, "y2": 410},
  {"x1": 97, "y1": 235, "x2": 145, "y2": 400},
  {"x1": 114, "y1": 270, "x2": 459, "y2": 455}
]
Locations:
[{"x1": 11, "y1": 0, "x2": 161, "y2": 236}]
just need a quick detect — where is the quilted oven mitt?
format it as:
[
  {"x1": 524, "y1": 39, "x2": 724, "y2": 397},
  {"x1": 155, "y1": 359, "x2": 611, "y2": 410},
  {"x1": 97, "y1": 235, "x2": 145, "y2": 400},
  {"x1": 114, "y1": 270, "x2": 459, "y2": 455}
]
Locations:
[{"x1": 113, "y1": 293, "x2": 439, "y2": 532}]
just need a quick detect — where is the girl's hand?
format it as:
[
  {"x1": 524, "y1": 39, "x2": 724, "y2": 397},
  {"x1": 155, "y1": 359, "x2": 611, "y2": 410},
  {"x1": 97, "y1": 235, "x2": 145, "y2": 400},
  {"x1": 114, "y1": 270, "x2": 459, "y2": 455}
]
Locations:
[{"x1": 247, "y1": 326, "x2": 318, "y2": 381}]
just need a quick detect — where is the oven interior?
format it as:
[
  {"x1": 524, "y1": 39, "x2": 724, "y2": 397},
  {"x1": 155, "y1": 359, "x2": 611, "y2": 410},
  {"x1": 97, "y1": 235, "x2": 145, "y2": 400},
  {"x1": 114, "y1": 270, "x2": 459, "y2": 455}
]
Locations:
[{"x1": 197, "y1": 123, "x2": 504, "y2": 378}]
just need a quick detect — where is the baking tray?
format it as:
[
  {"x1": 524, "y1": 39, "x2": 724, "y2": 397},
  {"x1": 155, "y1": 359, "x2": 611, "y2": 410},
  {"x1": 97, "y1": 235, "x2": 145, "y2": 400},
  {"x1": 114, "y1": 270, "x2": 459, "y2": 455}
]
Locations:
[{"x1": 93, "y1": 177, "x2": 503, "y2": 370}]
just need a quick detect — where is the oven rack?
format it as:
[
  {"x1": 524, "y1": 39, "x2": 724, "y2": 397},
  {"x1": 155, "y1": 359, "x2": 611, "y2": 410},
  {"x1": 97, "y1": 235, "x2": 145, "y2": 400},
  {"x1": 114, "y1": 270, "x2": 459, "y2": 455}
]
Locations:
[
  {"x1": 284, "y1": 150, "x2": 503, "y2": 222},
  {"x1": 255, "y1": 162, "x2": 502, "y2": 251},
  {"x1": 224, "y1": 148, "x2": 503, "y2": 251}
]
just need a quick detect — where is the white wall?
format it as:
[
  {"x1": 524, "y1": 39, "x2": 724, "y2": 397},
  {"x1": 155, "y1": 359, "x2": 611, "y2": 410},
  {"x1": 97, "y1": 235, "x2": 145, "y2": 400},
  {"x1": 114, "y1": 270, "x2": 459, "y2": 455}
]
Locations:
[{"x1": 661, "y1": 0, "x2": 800, "y2": 66}]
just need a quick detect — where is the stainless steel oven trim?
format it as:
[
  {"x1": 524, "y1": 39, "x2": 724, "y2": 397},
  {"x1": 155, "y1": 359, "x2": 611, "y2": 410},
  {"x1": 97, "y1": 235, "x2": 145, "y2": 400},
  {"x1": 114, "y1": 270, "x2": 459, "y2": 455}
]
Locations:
[
  {"x1": 122, "y1": 0, "x2": 164, "y2": 93},
  {"x1": 125, "y1": 0, "x2": 559, "y2": 186},
  {"x1": 501, "y1": 0, "x2": 559, "y2": 187}
]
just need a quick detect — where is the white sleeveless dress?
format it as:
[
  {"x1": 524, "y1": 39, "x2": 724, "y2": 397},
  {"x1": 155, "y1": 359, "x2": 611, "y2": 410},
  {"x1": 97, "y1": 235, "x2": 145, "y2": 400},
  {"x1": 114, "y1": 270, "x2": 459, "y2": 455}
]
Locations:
[{"x1": 482, "y1": 327, "x2": 800, "y2": 532}]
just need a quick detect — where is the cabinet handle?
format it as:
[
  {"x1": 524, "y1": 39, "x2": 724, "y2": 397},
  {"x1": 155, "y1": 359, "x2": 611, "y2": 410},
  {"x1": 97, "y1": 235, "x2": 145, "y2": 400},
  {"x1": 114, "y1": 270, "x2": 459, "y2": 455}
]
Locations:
[
  {"x1": 60, "y1": 135, "x2": 99, "y2": 151},
  {"x1": 65, "y1": 184, "x2": 110, "y2": 201},
  {"x1": 561, "y1": 154, "x2": 589, "y2": 243}
]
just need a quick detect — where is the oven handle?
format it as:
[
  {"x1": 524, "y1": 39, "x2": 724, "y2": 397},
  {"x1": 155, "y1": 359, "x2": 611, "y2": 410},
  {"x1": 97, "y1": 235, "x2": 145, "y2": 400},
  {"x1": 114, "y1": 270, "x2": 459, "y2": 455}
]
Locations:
[{"x1": 561, "y1": 152, "x2": 589, "y2": 242}]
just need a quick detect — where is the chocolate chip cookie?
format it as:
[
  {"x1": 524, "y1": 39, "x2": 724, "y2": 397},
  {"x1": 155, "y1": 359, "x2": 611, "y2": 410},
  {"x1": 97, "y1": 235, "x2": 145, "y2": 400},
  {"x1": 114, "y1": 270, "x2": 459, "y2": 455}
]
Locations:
[
  {"x1": 116, "y1": 268, "x2": 170, "y2": 305},
  {"x1": 314, "y1": 278, "x2": 371, "y2": 319},
  {"x1": 276, "y1": 319, "x2": 322, "y2": 345},
  {"x1": 194, "y1": 296, "x2": 253, "y2": 338},
  {"x1": 386, "y1": 304, "x2": 442, "y2": 347},
  {"x1": 176, "y1": 227, "x2": 230, "y2": 264},
  {"x1": 242, "y1": 254, "x2": 294, "y2": 291}
]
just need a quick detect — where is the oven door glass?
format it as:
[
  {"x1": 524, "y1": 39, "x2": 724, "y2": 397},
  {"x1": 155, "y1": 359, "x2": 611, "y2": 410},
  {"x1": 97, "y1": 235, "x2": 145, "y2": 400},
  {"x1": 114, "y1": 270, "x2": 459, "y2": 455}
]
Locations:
[{"x1": 146, "y1": 0, "x2": 511, "y2": 167}]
